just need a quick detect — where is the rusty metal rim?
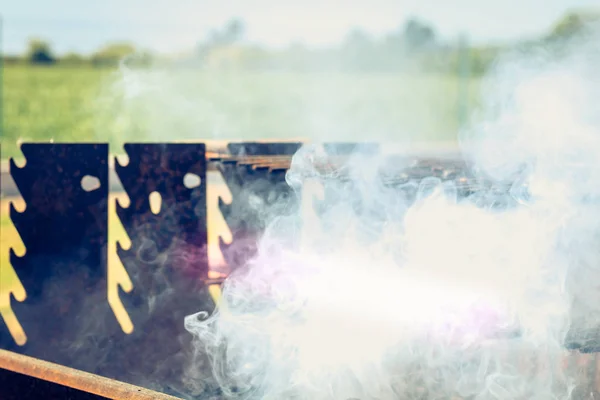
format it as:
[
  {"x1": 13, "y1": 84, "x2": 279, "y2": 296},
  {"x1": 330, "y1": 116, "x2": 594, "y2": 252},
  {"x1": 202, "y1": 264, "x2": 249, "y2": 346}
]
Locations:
[
  {"x1": 0, "y1": 141, "x2": 461, "y2": 198},
  {"x1": 0, "y1": 349, "x2": 182, "y2": 400}
]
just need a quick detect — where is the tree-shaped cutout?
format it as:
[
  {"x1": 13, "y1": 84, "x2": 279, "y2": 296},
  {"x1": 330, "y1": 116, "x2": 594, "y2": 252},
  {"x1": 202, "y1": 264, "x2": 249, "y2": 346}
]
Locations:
[
  {"x1": 206, "y1": 169, "x2": 232, "y2": 302},
  {"x1": 108, "y1": 189, "x2": 134, "y2": 334},
  {"x1": 1, "y1": 196, "x2": 27, "y2": 346}
]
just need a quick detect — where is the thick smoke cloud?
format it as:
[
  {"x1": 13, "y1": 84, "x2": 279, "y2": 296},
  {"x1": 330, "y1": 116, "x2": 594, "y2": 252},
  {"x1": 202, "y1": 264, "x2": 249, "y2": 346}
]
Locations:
[{"x1": 184, "y1": 32, "x2": 600, "y2": 399}]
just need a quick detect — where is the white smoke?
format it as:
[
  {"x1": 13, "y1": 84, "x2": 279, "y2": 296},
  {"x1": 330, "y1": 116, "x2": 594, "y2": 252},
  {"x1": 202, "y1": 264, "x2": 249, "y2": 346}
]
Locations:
[{"x1": 184, "y1": 34, "x2": 600, "y2": 400}]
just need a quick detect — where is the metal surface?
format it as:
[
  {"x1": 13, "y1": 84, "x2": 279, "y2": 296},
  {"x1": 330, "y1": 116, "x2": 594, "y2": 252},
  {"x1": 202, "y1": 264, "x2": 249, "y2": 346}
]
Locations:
[
  {"x1": 0, "y1": 144, "x2": 118, "y2": 371},
  {"x1": 4, "y1": 139, "x2": 598, "y2": 397},
  {"x1": 0, "y1": 141, "x2": 462, "y2": 197},
  {"x1": 227, "y1": 141, "x2": 303, "y2": 156},
  {"x1": 110, "y1": 143, "x2": 216, "y2": 393},
  {"x1": 216, "y1": 153, "x2": 299, "y2": 270},
  {"x1": 0, "y1": 349, "x2": 180, "y2": 400}
]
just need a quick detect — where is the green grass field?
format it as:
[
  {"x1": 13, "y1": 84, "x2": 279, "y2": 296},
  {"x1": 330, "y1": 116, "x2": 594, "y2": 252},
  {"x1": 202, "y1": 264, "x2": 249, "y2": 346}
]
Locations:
[{"x1": 2, "y1": 65, "x2": 481, "y2": 159}]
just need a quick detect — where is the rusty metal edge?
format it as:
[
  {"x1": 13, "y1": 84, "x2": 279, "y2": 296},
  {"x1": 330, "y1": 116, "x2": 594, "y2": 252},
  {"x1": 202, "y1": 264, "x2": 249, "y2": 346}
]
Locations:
[
  {"x1": 0, "y1": 349, "x2": 182, "y2": 400},
  {"x1": 0, "y1": 140, "x2": 461, "y2": 198}
]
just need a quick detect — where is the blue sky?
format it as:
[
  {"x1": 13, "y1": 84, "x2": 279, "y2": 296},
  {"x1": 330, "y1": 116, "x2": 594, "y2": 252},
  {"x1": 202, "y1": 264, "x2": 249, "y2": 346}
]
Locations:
[{"x1": 2, "y1": 0, "x2": 599, "y2": 55}]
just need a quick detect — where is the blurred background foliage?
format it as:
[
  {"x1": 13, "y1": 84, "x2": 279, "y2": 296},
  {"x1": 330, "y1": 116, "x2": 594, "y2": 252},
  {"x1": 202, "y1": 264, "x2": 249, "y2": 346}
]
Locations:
[
  {"x1": 6, "y1": 11, "x2": 598, "y2": 71},
  {"x1": 1, "y1": 9, "x2": 599, "y2": 159}
]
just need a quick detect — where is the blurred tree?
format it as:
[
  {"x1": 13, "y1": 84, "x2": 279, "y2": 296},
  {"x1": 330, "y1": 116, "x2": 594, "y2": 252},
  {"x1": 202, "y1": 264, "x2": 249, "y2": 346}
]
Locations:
[
  {"x1": 60, "y1": 52, "x2": 87, "y2": 66},
  {"x1": 26, "y1": 38, "x2": 56, "y2": 65},
  {"x1": 342, "y1": 28, "x2": 379, "y2": 71},
  {"x1": 91, "y1": 43, "x2": 152, "y2": 67},
  {"x1": 343, "y1": 28, "x2": 372, "y2": 50},
  {"x1": 204, "y1": 18, "x2": 246, "y2": 48},
  {"x1": 468, "y1": 46, "x2": 500, "y2": 76},
  {"x1": 222, "y1": 18, "x2": 245, "y2": 44},
  {"x1": 197, "y1": 18, "x2": 246, "y2": 65},
  {"x1": 403, "y1": 18, "x2": 437, "y2": 51},
  {"x1": 91, "y1": 42, "x2": 136, "y2": 66},
  {"x1": 128, "y1": 50, "x2": 154, "y2": 67},
  {"x1": 549, "y1": 10, "x2": 600, "y2": 40}
]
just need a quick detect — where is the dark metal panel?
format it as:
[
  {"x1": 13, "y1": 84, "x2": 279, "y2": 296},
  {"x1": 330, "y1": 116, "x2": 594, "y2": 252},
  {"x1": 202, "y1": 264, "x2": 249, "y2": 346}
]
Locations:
[
  {"x1": 227, "y1": 141, "x2": 303, "y2": 156},
  {"x1": 112, "y1": 143, "x2": 215, "y2": 394},
  {"x1": 217, "y1": 160, "x2": 297, "y2": 272},
  {"x1": 0, "y1": 348, "x2": 181, "y2": 400},
  {"x1": 0, "y1": 144, "x2": 118, "y2": 372},
  {"x1": 0, "y1": 368, "x2": 110, "y2": 400}
]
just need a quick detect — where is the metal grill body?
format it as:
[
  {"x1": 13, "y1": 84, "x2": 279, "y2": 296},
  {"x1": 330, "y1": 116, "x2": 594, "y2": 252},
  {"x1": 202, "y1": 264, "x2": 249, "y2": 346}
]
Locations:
[{"x1": 1, "y1": 141, "x2": 599, "y2": 398}]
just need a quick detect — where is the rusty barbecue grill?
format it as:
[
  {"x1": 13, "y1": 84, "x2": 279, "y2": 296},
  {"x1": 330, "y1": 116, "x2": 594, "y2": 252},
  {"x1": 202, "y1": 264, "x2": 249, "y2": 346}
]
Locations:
[
  {"x1": 1, "y1": 141, "x2": 599, "y2": 398},
  {"x1": 0, "y1": 349, "x2": 180, "y2": 399}
]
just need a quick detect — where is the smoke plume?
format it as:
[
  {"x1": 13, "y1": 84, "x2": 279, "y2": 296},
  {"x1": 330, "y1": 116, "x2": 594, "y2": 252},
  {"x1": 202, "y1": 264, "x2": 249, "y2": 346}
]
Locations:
[{"x1": 184, "y1": 32, "x2": 600, "y2": 399}]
